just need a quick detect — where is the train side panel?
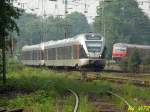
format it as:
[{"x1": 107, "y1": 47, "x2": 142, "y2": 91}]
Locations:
[
  {"x1": 21, "y1": 33, "x2": 106, "y2": 70},
  {"x1": 44, "y1": 44, "x2": 89, "y2": 67},
  {"x1": 112, "y1": 43, "x2": 150, "y2": 62},
  {"x1": 21, "y1": 44, "x2": 44, "y2": 66}
]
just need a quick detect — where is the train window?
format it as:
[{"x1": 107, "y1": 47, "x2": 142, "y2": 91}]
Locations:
[
  {"x1": 115, "y1": 47, "x2": 126, "y2": 52},
  {"x1": 86, "y1": 41, "x2": 102, "y2": 52},
  {"x1": 24, "y1": 51, "x2": 32, "y2": 60},
  {"x1": 57, "y1": 47, "x2": 61, "y2": 60},
  {"x1": 87, "y1": 46, "x2": 101, "y2": 52},
  {"x1": 38, "y1": 50, "x2": 44, "y2": 60},
  {"x1": 34, "y1": 50, "x2": 36, "y2": 60},
  {"x1": 73, "y1": 45, "x2": 79, "y2": 59},
  {"x1": 32, "y1": 50, "x2": 35, "y2": 60},
  {"x1": 33, "y1": 50, "x2": 35, "y2": 60},
  {"x1": 24, "y1": 51, "x2": 27, "y2": 60},
  {"x1": 48, "y1": 49, "x2": 51, "y2": 60},
  {"x1": 52, "y1": 48, "x2": 56, "y2": 60},
  {"x1": 65, "y1": 46, "x2": 72, "y2": 59},
  {"x1": 57, "y1": 46, "x2": 72, "y2": 60},
  {"x1": 48, "y1": 48, "x2": 56, "y2": 60},
  {"x1": 25, "y1": 51, "x2": 28, "y2": 60},
  {"x1": 80, "y1": 45, "x2": 87, "y2": 58},
  {"x1": 44, "y1": 49, "x2": 47, "y2": 60}
]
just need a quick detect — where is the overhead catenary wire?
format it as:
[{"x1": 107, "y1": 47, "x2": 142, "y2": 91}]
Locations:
[{"x1": 41, "y1": 0, "x2": 45, "y2": 43}]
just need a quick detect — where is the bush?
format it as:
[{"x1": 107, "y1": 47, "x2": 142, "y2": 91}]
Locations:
[
  {"x1": 119, "y1": 49, "x2": 141, "y2": 73},
  {"x1": 142, "y1": 55, "x2": 150, "y2": 65},
  {"x1": 119, "y1": 57, "x2": 129, "y2": 72},
  {"x1": 7, "y1": 58, "x2": 24, "y2": 72},
  {"x1": 128, "y1": 49, "x2": 141, "y2": 73}
]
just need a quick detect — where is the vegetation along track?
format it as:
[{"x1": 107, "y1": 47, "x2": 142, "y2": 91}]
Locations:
[
  {"x1": 84, "y1": 72, "x2": 150, "y2": 87},
  {"x1": 0, "y1": 108, "x2": 24, "y2": 112},
  {"x1": 68, "y1": 89, "x2": 122, "y2": 112},
  {"x1": 56, "y1": 68, "x2": 150, "y2": 87}
]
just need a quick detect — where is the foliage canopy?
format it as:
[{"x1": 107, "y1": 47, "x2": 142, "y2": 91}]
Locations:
[
  {"x1": 0, "y1": 0, "x2": 22, "y2": 49},
  {"x1": 93, "y1": 0, "x2": 150, "y2": 58},
  {"x1": 16, "y1": 12, "x2": 91, "y2": 49}
]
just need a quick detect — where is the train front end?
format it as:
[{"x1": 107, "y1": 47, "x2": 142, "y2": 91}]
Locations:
[
  {"x1": 81, "y1": 33, "x2": 106, "y2": 70},
  {"x1": 112, "y1": 43, "x2": 128, "y2": 62}
]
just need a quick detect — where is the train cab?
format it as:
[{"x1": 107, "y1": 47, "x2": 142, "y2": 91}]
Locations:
[
  {"x1": 81, "y1": 33, "x2": 106, "y2": 69},
  {"x1": 84, "y1": 33, "x2": 105, "y2": 58},
  {"x1": 112, "y1": 43, "x2": 150, "y2": 62},
  {"x1": 112, "y1": 43, "x2": 128, "y2": 61}
]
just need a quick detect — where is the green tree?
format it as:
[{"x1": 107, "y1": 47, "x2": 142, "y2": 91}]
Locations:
[
  {"x1": 119, "y1": 49, "x2": 141, "y2": 73},
  {"x1": 0, "y1": 0, "x2": 21, "y2": 84},
  {"x1": 119, "y1": 57, "x2": 129, "y2": 72},
  {"x1": 93, "y1": 0, "x2": 150, "y2": 58},
  {"x1": 128, "y1": 49, "x2": 141, "y2": 73},
  {"x1": 16, "y1": 12, "x2": 91, "y2": 46},
  {"x1": 142, "y1": 56, "x2": 150, "y2": 65},
  {"x1": 66, "y1": 12, "x2": 91, "y2": 37}
]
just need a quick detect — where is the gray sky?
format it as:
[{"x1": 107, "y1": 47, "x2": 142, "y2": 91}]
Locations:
[{"x1": 14, "y1": 0, "x2": 150, "y2": 23}]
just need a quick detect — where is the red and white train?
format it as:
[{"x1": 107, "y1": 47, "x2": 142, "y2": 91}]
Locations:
[
  {"x1": 112, "y1": 43, "x2": 150, "y2": 61},
  {"x1": 21, "y1": 33, "x2": 106, "y2": 70}
]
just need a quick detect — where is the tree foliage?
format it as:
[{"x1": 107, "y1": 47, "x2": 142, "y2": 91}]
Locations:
[
  {"x1": 93, "y1": 0, "x2": 150, "y2": 58},
  {"x1": 0, "y1": 0, "x2": 22, "y2": 83},
  {"x1": 127, "y1": 49, "x2": 141, "y2": 72},
  {"x1": 0, "y1": 0, "x2": 22, "y2": 49},
  {"x1": 66, "y1": 12, "x2": 91, "y2": 37},
  {"x1": 119, "y1": 49, "x2": 141, "y2": 73},
  {"x1": 142, "y1": 55, "x2": 150, "y2": 65},
  {"x1": 16, "y1": 12, "x2": 91, "y2": 50}
]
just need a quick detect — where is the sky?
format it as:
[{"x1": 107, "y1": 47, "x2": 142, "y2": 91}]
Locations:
[{"x1": 13, "y1": 0, "x2": 150, "y2": 23}]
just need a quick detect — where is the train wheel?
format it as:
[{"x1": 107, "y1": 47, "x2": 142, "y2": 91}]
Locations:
[
  {"x1": 94, "y1": 66, "x2": 104, "y2": 72},
  {"x1": 75, "y1": 64, "x2": 79, "y2": 70}
]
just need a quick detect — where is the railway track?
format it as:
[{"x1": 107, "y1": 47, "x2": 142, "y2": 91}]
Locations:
[
  {"x1": 52, "y1": 68, "x2": 150, "y2": 87},
  {"x1": 68, "y1": 89, "x2": 123, "y2": 112},
  {"x1": 84, "y1": 74, "x2": 150, "y2": 87},
  {"x1": 0, "y1": 108, "x2": 23, "y2": 112},
  {"x1": 68, "y1": 89, "x2": 79, "y2": 112},
  {"x1": 100, "y1": 76, "x2": 150, "y2": 87},
  {"x1": 92, "y1": 99, "x2": 121, "y2": 112}
]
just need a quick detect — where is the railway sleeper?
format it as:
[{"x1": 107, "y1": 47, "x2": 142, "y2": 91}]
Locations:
[{"x1": 0, "y1": 108, "x2": 24, "y2": 112}]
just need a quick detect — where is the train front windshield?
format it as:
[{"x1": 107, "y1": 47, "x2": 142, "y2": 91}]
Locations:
[
  {"x1": 86, "y1": 41, "x2": 102, "y2": 52},
  {"x1": 114, "y1": 47, "x2": 127, "y2": 53},
  {"x1": 85, "y1": 34, "x2": 102, "y2": 53}
]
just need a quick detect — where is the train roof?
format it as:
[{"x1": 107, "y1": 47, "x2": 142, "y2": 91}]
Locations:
[
  {"x1": 44, "y1": 35, "x2": 80, "y2": 48},
  {"x1": 22, "y1": 43, "x2": 44, "y2": 51},
  {"x1": 114, "y1": 43, "x2": 150, "y2": 49},
  {"x1": 44, "y1": 33, "x2": 104, "y2": 48},
  {"x1": 22, "y1": 33, "x2": 104, "y2": 50}
]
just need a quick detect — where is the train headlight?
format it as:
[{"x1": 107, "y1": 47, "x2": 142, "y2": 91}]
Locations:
[{"x1": 99, "y1": 55, "x2": 101, "y2": 58}]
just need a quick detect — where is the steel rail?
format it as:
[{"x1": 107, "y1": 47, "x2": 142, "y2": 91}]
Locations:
[
  {"x1": 107, "y1": 90, "x2": 133, "y2": 109},
  {"x1": 68, "y1": 89, "x2": 79, "y2": 112}
]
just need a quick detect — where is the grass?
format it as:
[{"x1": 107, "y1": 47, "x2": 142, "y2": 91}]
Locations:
[
  {"x1": 99, "y1": 71, "x2": 150, "y2": 81},
  {"x1": 0, "y1": 67, "x2": 113, "y2": 111},
  {"x1": 0, "y1": 64, "x2": 150, "y2": 111}
]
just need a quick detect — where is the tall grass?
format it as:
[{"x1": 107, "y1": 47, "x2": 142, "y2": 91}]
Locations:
[
  {"x1": 0, "y1": 67, "x2": 112, "y2": 111},
  {"x1": 0, "y1": 66, "x2": 149, "y2": 111},
  {"x1": 0, "y1": 67, "x2": 112, "y2": 96},
  {"x1": 112, "y1": 82, "x2": 150, "y2": 110}
]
